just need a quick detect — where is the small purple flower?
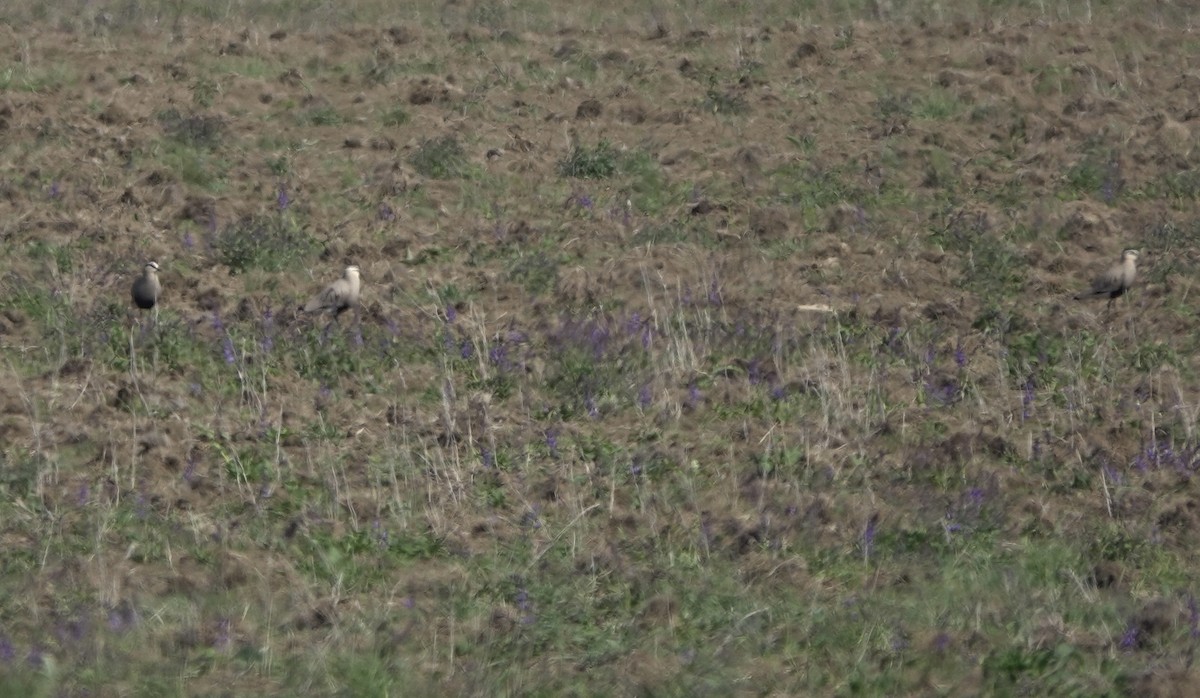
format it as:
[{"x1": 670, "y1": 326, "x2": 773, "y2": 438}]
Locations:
[
  {"x1": 353, "y1": 325, "x2": 364, "y2": 347},
  {"x1": 770, "y1": 384, "x2": 786, "y2": 401},
  {"x1": 277, "y1": 183, "x2": 290, "y2": 210},
  {"x1": 481, "y1": 449, "x2": 494, "y2": 469},
  {"x1": 460, "y1": 341, "x2": 473, "y2": 360},
  {"x1": 445, "y1": 306, "x2": 457, "y2": 324},
  {"x1": 184, "y1": 451, "x2": 199, "y2": 483},
  {"x1": 1119, "y1": 625, "x2": 1139, "y2": 651},
  {"x1": 954, "y1": 341, "x2": 967, "y2": 368},
  {"x1": 48, "y1": 181, "x2": 62, "y2": 200},
  {"x1": 183, "y1": 230, "x2": 195, "y2": 250},
  {"x1": 863, "y1": 513, "x2": 879, "y2": 558},
  {"x1": 545, "y1": 429, "x2": 559, "y2": 456},
  {"x1": 260, "y1": 309, "x2": 275, "y2": 353},
  {"x1": 402, "y1": 597, "x2": 415, "y2": 609},
  {"x1": 0, "y1": 636, "x2": 14, "y2": 662},
  {"x1": 1022, "y1": 378, "x2": 1035, "y2": 419},
  {"x1": 515, "y1": 589, "x2": 531, "y2": 611},
  {"x1": 372, "y1": 518, "x2": 389, "y2": 548},
  {"x1": 107, "y1": 604, "x2": 137, "y2": 633},
  {"x1": 707, "y1": 280, "x2": 723, "y2": 306},
  {"x1": 76, "y1": 483, "x2": 89, "y2": 507},
  {"x1": 630, "y1": 461, "x2": 642, "y2": 477},
  {"x1": 626, "y1": 312, "x2": 642, "y2": 335},
  {"x1": 222, "y1": 336, "x2": 236, "y2": 364},
  {"x1": 687, "y1": 383, "x2": 701, "y2": 409},
  {"x1": 488, "y1": 344, "x2": 508, "y2": 369},
  {"x1": 377, "y1": 202, "x2": 396, "y2": 222},
  {"x1": 637, "y1": 384, "x2": 652, "y2": 408},
  {"x1": 215, "y1": 618, "x2": 232, "y2": 651},
  {"x1": 585, "y1": 393, "x2": 599, "y2": 419},
  {"x1": 520, "y1": 508, "x2": 542, "y2": 529},
  {"x1": 211, "y1": 312, "x2": 224, "y2": 332},
  {"x1": 924, "y1": 345, "x2": 936, "y2": 365},
  {"x1": 932, "y1": 632, "x2": 951, "y2": 653}
]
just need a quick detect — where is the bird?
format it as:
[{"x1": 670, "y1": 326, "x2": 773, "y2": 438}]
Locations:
[
  {"x1": 302, "y1": 265, "x2": 362, "y2": 318},
  {"x1": 1074, "y1": 249, "x2": 1139, "y2": 309},
  {"x1": 131, "y1": 261, "x2": 161, "y2": 320}
]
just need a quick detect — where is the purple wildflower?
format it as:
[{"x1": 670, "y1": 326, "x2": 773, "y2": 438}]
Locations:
[
  {"x1": 260, "y1": 309, "x2": 275, "y2": 353},
  {"x1": 460, "y1": 340, "x2": 473, "y2": 360},
  {"x1": 520, "y1": 508, "x2": 542, "y2": 529},
  {"x1": 545, "y1": 429, "x2": 559, "y2": 456},
  {"x1": 377, "y1": 202, "x2": 396, "y2": 221},
  {"x1": 481, "y1": 449, "x2": 494, "y2": 469},
  {"x1": 488, "y1": 344, "x2": 508, "y2": 369},
  {"x1": 277, "y1": 182, "x2": 290, "y2": 210},
  {"x1": 954, "y1": 340, "x2": 967, "y2": 368},
  {"x1": 49, "y1": 181, "x2": 62, "y2": 200},
  {"x1": 222, "y1": 336, "x2": 236, "y2": 364},
  {"x1": 637, "y1": 384, "x2": 652, "y2": 408},
  {"x1": 215, "y1": 618, "x2": 232, "y2": 651},
  {"x1": 708, "y1": 279, "x2": 723, "y2": 306},
  {"x1": 0, "y1": 636, "x2": 14, "y2": 662},
  {"x1": 184, "y1": 451, "x2": 199, "y2": 483},
  {"x1": 687, "y1": 383, "x2": 701, "y2": 409},
  {"x1": 76, "y1": 483, "x2": 89, "y2": 507},
  {"x1": 932, "y1": 632, "x2": 951, "y2": 653},
  {"x1": 1022, "y1": 378, "x2": 1035, "y2": 419},
  {"x1": 445, "y1": 306, "x2": 457, "y2": 324},
  {"x1": 1119, "y1": 625, "x2": 1139, "y2": 651},
  {"x1": 183, "y1": 230, "x2": 195, "y2": 250},
  {"x1": 863, "y1": 513, "x2": 879, "y2": 558}
]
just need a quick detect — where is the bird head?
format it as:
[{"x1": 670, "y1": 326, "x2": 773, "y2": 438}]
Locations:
[
  {"x1": 1122, "y1": 249, "x2": 1140, "y2": 261},
  {"x1": 145, "y1": 261, "x2": 160, "y2": 272},
  {"x1": 345, "y1": 265, "x2": 360, "y2": 279}
]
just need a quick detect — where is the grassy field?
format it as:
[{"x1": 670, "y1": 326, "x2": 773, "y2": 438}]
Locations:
[{"x1": 2, "y1": 0, "x2": 1200, "y2": 695}]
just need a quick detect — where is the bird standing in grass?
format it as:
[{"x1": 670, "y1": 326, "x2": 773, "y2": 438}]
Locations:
[
  {"x1": 1075, "y1": 249, "x2": 1139, "y2": 309},
  {"x1": 303, "y1": 264, "x2": 362, "y2": 320},
  {"x1": 131, "y1": 261, "x2": 161, "y2": 321}
]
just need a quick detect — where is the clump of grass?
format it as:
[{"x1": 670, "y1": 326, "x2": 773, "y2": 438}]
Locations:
[
  {"x1": 297, "y1": 104, "x2": 343, "y2": 126},
  {"x1": 558, "y1": 140, "x2": 619, "y2": 179},
  {"x1": 210, "y1": 214, "x2": 317, "y2": 273},
  {"x1": 380, "y1": 105, "x2": 410, "y2": 127},
  {"x1": 410, "y1": 135, "x2": 468, "y2": 179},
  {"x1": 157, "y1": 108, "x2": 226, "y2": 149}
]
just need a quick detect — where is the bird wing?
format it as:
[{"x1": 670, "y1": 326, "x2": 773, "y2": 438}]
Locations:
[
  {"x1": 1077, "y1": 266, "x2": 1123, "y2": 298},
  {"x1": 304, "y1": 280, "x2": 347, "y2": 312}
]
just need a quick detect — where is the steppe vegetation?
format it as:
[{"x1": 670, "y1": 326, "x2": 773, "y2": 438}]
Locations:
[{"x1": 2, "y1": 0, "x2": 1200, "y2": 695}]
